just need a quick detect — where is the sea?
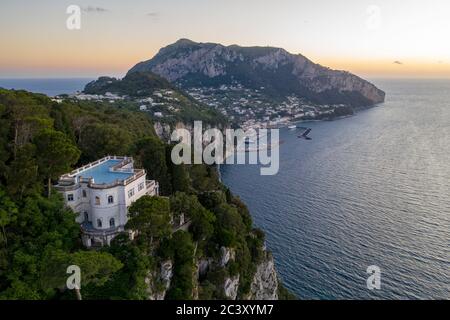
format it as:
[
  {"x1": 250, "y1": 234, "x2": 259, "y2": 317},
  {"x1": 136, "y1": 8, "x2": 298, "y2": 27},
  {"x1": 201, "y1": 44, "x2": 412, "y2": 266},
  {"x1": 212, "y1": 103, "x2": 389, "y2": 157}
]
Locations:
[
  {"x1": 2, "y1": 78, "x2": 448, "y2": 299},
  {"x1": 221, "y1": 79, "x2": 450, "y2": 299},
  {"x1": 0, "y1": 78, "x2": 93, "y2": 97}
]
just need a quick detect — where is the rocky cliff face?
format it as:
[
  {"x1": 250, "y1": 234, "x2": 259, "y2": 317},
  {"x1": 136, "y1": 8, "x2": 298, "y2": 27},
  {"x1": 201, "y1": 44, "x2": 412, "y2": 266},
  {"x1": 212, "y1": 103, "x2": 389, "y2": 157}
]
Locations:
[
  {"x1": 153, "y1": 121, "x2": 175, "y2": 142},
  {"x1": 128, "y1": 39, "x2": 385, "y2": 107},
  {"x1": 145, "y1": 245, "x2": 281, "y2": 300},
  {"x1": 221, "y1": 247, "x2": 279, "y2": 300},
  {"x1": 146, "y1": 260, "x2": 173, "y2": 300},
  {"x1": 247, "y1": 252, "x2": 279, "y2": 300}
]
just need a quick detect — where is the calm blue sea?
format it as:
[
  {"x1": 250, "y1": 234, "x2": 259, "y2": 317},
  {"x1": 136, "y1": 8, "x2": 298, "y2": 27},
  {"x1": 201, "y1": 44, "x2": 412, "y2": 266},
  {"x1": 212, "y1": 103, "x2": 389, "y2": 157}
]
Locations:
[
  {"x1": 0, "y1": 78, "x2": 94, "y2": 96},
  {"x1": 222, "y1": 79, "x2": 450, "y2": 299},
  {"x1": 2, "y1": 78, "x2": 448, "y2": 299}
]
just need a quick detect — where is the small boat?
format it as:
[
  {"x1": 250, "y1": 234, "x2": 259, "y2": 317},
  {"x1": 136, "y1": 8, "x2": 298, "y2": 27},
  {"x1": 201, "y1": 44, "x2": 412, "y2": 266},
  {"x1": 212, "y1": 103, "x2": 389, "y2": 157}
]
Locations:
[
  {"x1": 288, "y1": 125, "x2": 297, "y2": 130},
  {"x1": 298, "y1": 128, "x2": 312, "y2": 140}
]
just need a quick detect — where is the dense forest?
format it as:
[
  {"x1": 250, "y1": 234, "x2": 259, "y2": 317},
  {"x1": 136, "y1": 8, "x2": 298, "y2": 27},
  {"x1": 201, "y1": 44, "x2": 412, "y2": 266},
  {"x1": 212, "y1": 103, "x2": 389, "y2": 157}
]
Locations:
[{"x1": 0, "y1": 88, "x2": 293, "y2": 300}]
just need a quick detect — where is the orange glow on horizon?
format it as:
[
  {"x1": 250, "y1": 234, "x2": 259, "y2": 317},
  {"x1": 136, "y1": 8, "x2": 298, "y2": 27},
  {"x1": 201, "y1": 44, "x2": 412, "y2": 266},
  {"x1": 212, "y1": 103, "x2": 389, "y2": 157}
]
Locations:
[
  {"x1": 2, "y1": 36, "x2": 450, "y2": 79},
  {"x1": 3, "y1": 50, "x2": 450, "y2": 79},
  {"x1": 314, "y1": 57, "x2": 450, "y2": 79}
]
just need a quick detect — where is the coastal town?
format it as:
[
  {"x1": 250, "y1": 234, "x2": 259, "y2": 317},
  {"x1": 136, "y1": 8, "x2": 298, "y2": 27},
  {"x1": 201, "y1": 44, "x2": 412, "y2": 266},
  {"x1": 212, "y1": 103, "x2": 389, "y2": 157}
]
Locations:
[
  {"x1": 58, "y1": 83, "x2": 354, "y2": 130},
  {"x1": 57, "y1": 88, "x2": 183, "y2": 120},
  {"x1": 184, "y1": 84, "x2": 354, "y2": 129}
]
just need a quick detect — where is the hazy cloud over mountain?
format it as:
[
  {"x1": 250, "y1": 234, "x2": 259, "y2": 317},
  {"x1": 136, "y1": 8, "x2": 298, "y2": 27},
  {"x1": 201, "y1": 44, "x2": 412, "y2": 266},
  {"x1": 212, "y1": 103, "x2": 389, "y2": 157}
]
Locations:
[{"x1": 82, "y1": 6, "x2": 109, "y2": 13}]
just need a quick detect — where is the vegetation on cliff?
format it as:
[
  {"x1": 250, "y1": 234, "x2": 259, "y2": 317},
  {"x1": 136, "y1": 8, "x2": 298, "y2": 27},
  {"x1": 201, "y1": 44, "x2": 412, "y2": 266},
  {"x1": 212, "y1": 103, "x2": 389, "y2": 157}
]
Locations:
[{"x1": 0, "y1": 88, "x2": 292, "y2": 300}]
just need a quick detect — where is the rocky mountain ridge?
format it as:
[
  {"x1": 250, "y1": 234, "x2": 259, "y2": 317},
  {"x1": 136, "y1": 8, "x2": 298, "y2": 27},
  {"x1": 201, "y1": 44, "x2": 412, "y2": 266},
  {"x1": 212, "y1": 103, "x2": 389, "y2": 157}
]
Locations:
[{"x1": 128, "y1": 39, "x2": 385, "y2": 107}]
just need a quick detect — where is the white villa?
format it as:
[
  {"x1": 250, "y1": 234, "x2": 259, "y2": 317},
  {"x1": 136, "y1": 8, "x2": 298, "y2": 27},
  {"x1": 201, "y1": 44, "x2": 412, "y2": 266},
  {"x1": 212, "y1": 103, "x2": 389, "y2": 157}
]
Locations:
[{"x1": 55, "y1": 156, "x2": 159, "y2": 247}]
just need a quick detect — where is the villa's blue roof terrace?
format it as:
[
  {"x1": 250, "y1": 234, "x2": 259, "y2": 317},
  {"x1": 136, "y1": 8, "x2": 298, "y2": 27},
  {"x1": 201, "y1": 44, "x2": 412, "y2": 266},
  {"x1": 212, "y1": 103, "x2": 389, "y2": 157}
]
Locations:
[{"x1": 75, "y1": 159, "x2": 133, "y2": 184}]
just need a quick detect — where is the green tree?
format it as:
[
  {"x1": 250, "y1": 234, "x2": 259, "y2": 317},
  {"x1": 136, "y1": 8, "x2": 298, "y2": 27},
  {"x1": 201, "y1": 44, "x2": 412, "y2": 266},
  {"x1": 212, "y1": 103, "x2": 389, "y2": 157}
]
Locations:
[
  {"x1": 34, "y1": 129, "x2": 80, "y2": 197},
  {"x1": 80, "y1": 123, "x2": 132, "y2": 162},
  {"x1": 0, "y1": 192, "x2": 81, "y2": 299},
  {"x1": 70, "y1": 250, "x2": 123, "y2": 300},
  {"x1": 167, "y1": 144, "x2": 191, "y2": 193},
  {"x1": 170, "y1": 192, "x2": 215, "y2": 241},
  {"x1": 126, "y1": 196, "x2": 172, "y2": 246},
  {"x1": 170, "y1": 164, "x2": 191, "y2": 193},
  {"x1": 5, "y1": 144, "x2": 39, "y2": 199},
  {"x1": 170, "y1": 192, "x2": 198, "y2": 219},
  {"x1": 86, "y1": 235, "x2": 153, "y2": 300},
  {"x1": 166, "y1": 231, "x2": 195, "y2": 300},
  {"x1": 135, "y1": 137, "x2": 171, "y2": 195},
  {"x1": 211, "y1": 202, "x2": 247, "y2": 248},
  {"x1": 39, "y1": 249, "x2": 123, "y2": 300},
  {"x1": 0, "y1": 189, "x2": 18, "y2": 247}
]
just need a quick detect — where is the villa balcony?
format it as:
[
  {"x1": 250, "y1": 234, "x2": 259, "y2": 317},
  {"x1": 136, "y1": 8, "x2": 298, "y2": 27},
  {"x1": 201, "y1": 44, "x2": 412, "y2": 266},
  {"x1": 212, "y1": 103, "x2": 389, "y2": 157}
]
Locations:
[
  {"x1": 146, "y1": 180, "x2": 159, "y2": 195},
  {"x1": 80, "y1": 222, "x2": 124, "y2": 237}
]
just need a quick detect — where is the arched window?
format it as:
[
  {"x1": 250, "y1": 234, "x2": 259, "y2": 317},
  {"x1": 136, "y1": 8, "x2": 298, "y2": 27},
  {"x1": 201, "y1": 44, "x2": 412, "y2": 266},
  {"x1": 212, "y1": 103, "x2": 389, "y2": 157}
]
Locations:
[
  {"x1": 82, "y1": 190, "x2": 87, "y2": 198},
  {"x1": 109, "y1": 218, "x2": 115, "y2": 227},
  {"x1": 108, "y1": 195, "x2": 114, "y2": 204},
  {"x1": 95, "y1": 196, "x2": 100, "y2": 205},
  {"x1": 97, "y1": 219, "x2": 102, "y2": 228},
  {"x1": 84, "y1": 212, "x2": 89, "y2": 222}
]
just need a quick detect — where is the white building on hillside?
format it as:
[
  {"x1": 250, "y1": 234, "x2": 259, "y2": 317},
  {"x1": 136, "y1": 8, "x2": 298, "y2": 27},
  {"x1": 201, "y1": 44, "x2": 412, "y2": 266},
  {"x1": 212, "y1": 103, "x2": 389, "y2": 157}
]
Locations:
[{"x1": 55, "y1": 156, "x2": 159, "y2": 247}]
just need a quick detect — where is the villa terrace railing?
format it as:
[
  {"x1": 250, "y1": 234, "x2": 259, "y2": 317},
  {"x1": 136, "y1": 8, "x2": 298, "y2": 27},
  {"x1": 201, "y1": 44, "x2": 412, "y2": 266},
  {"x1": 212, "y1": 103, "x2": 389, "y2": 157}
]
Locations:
[
  {"x1": 81, "y1": 222, "x2": 124, "y2": 237},
  {"x1": 87, "y1": 170, "x2": 147, "y2": 189},
  {"x1": 61, "y1": 155, "x2": 129, "y2": 179},
  {"x1": 146, "y1": 180, "x2": 156, "y2": 189},
  {"x1": 110, "y1": 157, "x2": 133, "y2": 172},
  {"x1": 124, "y1": 169, "x2": 145, "y2": 185},
  {"x1": 56, "y1": 156, "x2": 148, "y2": 189}
]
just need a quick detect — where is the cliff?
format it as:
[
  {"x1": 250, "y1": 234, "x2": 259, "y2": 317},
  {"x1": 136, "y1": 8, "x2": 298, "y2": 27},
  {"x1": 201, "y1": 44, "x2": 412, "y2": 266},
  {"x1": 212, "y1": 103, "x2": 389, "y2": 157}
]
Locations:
[
  {"x1": 0, "y1": 88, "x2": 293, "y2": 301},
  {"x1": 128, "y1": 39, "x2": 385, "y2": 107},
  {"x1": 147, "y1": 246, "x2": 281, "y2": 300},
  {"x1": 247, "y1": 252, "x2": 279, "y2": 300}
]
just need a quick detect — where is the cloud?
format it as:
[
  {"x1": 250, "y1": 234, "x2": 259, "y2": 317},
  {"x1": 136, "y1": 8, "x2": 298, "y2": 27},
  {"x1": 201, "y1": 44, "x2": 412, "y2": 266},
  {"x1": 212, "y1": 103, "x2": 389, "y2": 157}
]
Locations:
[
  {"x1": 393, "y1": 61, "x2": 403, "y2": 65},
  {"x1": 82, "y1": 6, "x2": 109, "y2": 13},
  {"x1": 146, "y1": 12, "x2": 159, "y2": 18}
]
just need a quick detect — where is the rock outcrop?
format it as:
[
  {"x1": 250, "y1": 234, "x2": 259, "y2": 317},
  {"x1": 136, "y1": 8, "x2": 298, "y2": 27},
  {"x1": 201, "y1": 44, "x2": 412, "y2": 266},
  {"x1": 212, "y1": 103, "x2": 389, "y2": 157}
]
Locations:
[
  {"x1": 146, "y1": 260, "x2": 173, "y2": 300},
  {"x1": 224, "y1": 275, "x2": 240, "y2": 300},
  {"x1": 153, "y1": 122, "x2": 172, "y2": 141},
  {"x1": 248, "y1": 252, "x2": 279, "y2": 300},
  {"x1": 219, "y1": 247, "x2": 235, "y2": 267},
  {"x1": 197, "y1": 258, "x2": 213, "y2": 278}
]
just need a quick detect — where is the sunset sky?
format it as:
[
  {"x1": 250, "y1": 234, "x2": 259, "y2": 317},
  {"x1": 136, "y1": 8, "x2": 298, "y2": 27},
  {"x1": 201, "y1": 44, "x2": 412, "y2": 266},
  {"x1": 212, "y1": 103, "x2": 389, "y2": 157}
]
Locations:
[{"x1": 1, "y1": 0, "x2": 450, "y2": 78}]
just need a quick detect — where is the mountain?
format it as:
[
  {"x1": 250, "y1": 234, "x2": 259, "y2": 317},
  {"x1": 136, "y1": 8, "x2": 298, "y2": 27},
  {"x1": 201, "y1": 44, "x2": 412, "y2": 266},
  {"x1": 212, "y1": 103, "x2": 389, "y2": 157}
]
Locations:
[
  {"x1": 84, "y1": 71, "x2": 175, "y2": 97},
  {"x1": 128, "y1": 39, "x2": 385, "y2": 107}
]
